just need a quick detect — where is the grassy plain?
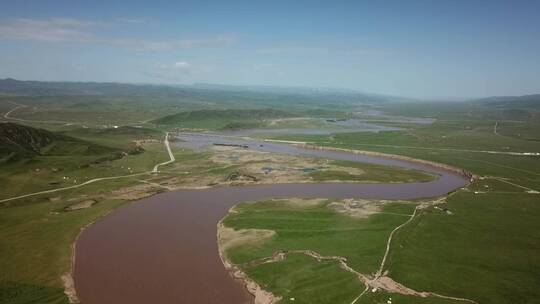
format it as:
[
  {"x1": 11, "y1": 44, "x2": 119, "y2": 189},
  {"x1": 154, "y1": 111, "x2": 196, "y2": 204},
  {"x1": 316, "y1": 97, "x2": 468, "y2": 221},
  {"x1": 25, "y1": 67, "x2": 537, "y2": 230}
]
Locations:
[
  {"x1": 266, "y1": 112, "x2": 540, "y2": 190},
  {"x1": 224, "y1": 199, "x2": 416, "y2": 273},
  {"x1": 387, "y1": 191, "x2": 540, "y2": 304},
  {"x1": 244, "y1": 101, "x2": 540, "y2": 303},
  {"x1": 247, "y1": 254, "x2": 363, "y2": 304},
  {"x1": 0, "y1": 114, "x2": 435, "y2": 303},
  {"x1": 0, "y1": 127, "x2": 166, "y2": 201},
  {"x1": 310, "y1": 159, "x2": 435, "y2": 183},
  {"x1": 1, "y1": 93, "x2": 539, "y2": 304},
  {"x1": 221, "y1": 190, "x2": 540, "y2": 304},
  {"x1": 221, "y1": 199, "x2": 420, "y2": 303}
]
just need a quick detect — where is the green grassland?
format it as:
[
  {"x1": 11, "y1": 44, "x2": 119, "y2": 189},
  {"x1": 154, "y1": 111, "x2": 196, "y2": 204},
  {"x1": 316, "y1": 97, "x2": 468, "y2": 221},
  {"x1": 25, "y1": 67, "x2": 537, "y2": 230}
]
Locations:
[
  {"x1": 0, "y1": 87, "x2": 365, "y2": 131},
  {"x1": 224, "y1": 199, "x2": 416, "y2": 273},
  {"x1": 152, "y1": 108, "x2": 291, "y2": 130},
  {"x1": 245, "y1": 101, "x2": 540, "y2": 303},
  {"x1": 222, "y1": 199, "x2": 420, "y2": 303},
  {"x1": 247, "y1": 254, "x2": 363, "y2": 304},
  {"x1": 0, "y1": 95, "x2": 202, "y2": 127},
  {"x1": 496, "y1": 121, "x2": 540, "y2": 141},
  {"x1": 1, "y1": 91, "x2": 539, "y2": 304},
  {"x1": 0, "y1": 123, "x2": 437, "y2": 303},
  {"x1": 309, "y1": 159, "x2": 436, "y2": 183},
  {"x1": 387, "y1": 190, "x2": 540, "y2": 304},
  {"x1": 221, "y1": 189, "x2": 540, "y2": 304},
  {"x1": 0, "y1": 126, "x2": 166, "y2": 201},
  {"x1": 264, "y1": 111, "x2": 540, "y2": 190}
]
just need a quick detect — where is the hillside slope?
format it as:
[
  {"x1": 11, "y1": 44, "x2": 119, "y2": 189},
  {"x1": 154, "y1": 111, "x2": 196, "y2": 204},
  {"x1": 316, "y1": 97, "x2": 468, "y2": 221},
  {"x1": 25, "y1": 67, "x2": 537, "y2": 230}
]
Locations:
[
  {"x1": 0, "y1": 123, "x2": 125, "y2": 163},
  {"x1": 152, "y1": 108, "x2": 291, "y2": 129},
  {"x1": 0, "y1": 123, "x2": 64, "y2": 160}
]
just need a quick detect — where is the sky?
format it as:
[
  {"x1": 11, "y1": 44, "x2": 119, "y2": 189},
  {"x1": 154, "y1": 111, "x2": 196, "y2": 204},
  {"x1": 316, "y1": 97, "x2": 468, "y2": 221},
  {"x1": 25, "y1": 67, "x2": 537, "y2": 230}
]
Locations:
[{"x1": 0, "y1": 0, "x2": 539, "y2": 98}]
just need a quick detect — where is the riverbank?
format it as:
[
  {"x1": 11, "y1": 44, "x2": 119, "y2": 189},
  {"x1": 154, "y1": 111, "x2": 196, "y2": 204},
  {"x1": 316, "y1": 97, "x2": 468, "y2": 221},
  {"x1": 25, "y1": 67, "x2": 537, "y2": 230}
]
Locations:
[
  {"x1": 294, "y1": 143, "x2": 475, "y2": 181},
  {"x1": 217, "y1": 220, "x2": 281, "y2": 304}
]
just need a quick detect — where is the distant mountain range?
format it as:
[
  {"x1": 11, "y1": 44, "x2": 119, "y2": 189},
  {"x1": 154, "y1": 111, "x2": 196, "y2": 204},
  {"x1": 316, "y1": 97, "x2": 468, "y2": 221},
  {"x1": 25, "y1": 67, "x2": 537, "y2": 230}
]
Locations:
[
  {"x1": 472, "y1": 94, "x2": 540, "y2": 107},
  {"x1": 191, "y1": 82, "x2": 363, "y2": 95},
  {"x1": 0, "y1": 78, "x2": 538, "y2": 104},
  {"x1": 0, "y1": 78, "x2": 191, "y2": 97},
  {"x1": 0, "y1": 78, "x2": 407, "y2": 102}
]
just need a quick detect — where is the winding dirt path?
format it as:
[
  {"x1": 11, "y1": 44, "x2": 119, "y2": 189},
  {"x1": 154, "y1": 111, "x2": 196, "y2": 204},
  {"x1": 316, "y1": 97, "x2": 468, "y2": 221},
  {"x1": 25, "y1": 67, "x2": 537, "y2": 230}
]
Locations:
[
  {"x1": 374, "y1": 206, "x2": 420, "y2": 278},
  {"x1": 0, "y1": 172, "x2": 149, "y2": 204},
  {"x1": 3, "y1": 102, "x2": 27, "y2": 120},
  {"x1": 152, "y1": 132, "x2": 175, "y2": 173},
  {"x1": 3, "y1": 102, "x2": 74, "y2": 124},
  {"x1": 0, "y1": 133, "x2": 175, "y2": 204},
  {"x1": 493, "y1": 121, "x2": 501, "y2": 136},
  {"x1": 1, "y1": 103, "x2": 177, "y2": 204}
]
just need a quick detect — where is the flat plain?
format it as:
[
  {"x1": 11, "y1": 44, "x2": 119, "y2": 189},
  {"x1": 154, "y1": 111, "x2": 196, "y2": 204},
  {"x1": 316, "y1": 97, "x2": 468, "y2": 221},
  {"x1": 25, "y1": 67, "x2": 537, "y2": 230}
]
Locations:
[{"x1": 1, "y1": 82, "x2": 539, "y2": 304}]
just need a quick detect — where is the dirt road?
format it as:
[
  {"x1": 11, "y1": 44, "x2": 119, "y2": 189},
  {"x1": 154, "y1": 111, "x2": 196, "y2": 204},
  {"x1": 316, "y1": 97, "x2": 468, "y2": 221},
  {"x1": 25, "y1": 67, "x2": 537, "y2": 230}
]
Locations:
[{"x1": 0, "y1": 133, "x2": 175, "y2": 204}]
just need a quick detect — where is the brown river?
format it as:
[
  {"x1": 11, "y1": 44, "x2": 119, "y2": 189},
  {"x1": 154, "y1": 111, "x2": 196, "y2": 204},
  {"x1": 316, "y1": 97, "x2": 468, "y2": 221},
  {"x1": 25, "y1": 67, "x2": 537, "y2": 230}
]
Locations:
[{"x1": 74, "y1": 133, "x2": 468, "y2": 304}]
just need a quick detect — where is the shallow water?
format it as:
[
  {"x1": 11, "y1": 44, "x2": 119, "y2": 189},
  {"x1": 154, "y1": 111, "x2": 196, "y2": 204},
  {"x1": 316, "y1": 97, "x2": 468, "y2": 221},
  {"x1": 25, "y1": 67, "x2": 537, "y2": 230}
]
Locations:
[
  {"x1": 74, "y1": 133, "x2": 467, "y2": 304},
  {"x1": 224, "y1": 118, "x2": 401, "y2": 136}
]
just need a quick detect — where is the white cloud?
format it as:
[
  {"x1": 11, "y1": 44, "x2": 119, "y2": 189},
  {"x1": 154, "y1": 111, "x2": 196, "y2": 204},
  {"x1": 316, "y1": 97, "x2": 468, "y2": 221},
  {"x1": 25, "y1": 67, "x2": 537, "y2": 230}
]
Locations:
[
  {"x1": 173, "y1": 61, "x2": 191, "y2": 69},
  {"x1": 142, "y1": 60, "x2": 217, "y2": 82},
  {"x1": 107, "y1": 34, "x2": 236, "y2": 51},
  {"x1": 0, "y1": 18, "x2": 100, "y2": 42},
  {"x1": 116, "y1": 18, "x2": 147, "y2": 24},
  {"x1": 256, "y1": 46, "x2": 328, "y2": 55},
  {"x1": 0, "y1": 18, "x2": 236, "y2": 51},
  {"x1": 148, "y1": 61, "x2": 194, "y2": 80}
]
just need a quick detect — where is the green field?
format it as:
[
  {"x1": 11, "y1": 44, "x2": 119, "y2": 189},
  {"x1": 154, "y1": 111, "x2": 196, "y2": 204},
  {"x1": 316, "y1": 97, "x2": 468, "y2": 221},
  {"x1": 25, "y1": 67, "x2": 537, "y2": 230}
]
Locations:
[
  {"x1": 221, "y1": 198, "x2": 474, "y2": 304},
  {"x1": 1, "y1": 87, "x2": 539, "y2": 304},
  {"x1": 152, "y1": 108, "x2": 291, "y2": 130},
  {"x1": 309, "y1": 159, "x2": 436, "y2": 183},
  {"x1": 232, "y1": 100, "x2": 540, "y2": 303},
  {"x1": 223, "y1": 199, "x2": 416, "y2": 273},
  {"x1": 265, "y1": 103, "x2": 540, "y2": 190},
  {"x1": 0, "y1": 102, "x2": 437, "y2": 303},
  {"x1": 221, "y1": 188, "x2": 540, "y2": 304},
  {"x1": 387, "y1": 191, "x2": 540, "y2": 304},
  {"x1": 0, "y1": 126, "x2": 166, "y2": 201}
]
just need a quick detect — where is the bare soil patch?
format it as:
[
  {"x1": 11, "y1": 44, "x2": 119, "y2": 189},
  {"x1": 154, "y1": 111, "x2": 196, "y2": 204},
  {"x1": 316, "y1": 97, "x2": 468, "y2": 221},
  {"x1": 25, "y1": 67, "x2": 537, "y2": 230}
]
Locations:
[
  {"x1": 211, "y1": 146, "x2": 367, "y2": 185},
  {"x1": 218, "y1": 224, "x2": 276, "y2": 252},
  {"x1": 110, "y1": 184, "x2": 163, "y2": 200},
  {"x1": 328, "y1": 198, "x2": 383, "y2": 218},
  {"x1": 64, "y1": 199, "x2": 97, "y2": 211},
  {"x1": 368, "y1": 276, "x2": 430, "y2": 297}
]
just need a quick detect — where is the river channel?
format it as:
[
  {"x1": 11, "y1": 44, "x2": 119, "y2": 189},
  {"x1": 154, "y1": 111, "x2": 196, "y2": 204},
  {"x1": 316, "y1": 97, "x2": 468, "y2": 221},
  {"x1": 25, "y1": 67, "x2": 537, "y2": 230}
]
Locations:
[{"x1": 74, "y1": 132, "x2": 468, "y2": 304}]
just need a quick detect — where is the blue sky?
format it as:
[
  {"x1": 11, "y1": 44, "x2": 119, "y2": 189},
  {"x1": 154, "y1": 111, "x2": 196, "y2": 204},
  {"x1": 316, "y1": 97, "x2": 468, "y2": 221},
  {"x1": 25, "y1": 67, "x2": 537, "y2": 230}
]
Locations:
[{"x1": 0, "y1": 0, "x2": 539, "y2": 98}]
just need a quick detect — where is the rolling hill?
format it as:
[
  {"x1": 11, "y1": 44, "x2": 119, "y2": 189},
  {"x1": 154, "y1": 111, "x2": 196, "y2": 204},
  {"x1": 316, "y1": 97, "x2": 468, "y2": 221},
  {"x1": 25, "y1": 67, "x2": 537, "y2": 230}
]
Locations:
[
  {"x1": 0, "y1": 123, "x2": 128, "y2": 163},
  {"x1": 152, "y1": 108, "x2": 292, "y2": 129}
]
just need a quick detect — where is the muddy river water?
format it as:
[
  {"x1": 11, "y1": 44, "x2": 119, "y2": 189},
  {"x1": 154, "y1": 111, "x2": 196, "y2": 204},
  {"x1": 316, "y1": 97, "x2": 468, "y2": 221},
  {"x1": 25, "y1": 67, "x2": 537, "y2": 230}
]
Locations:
[{"x1": 74, "y1": 133, "x2": 468, "y2": 304}]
